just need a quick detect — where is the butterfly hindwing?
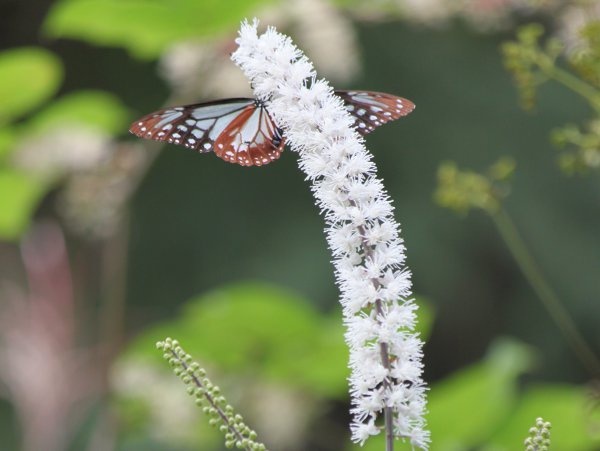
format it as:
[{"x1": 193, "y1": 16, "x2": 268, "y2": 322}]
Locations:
[
  {"x1": 214, "y1": 103, "x2": 285, "y2": 166},
  {"x1": 335, "y1": 90, "x2": 415, "y2": 135}
]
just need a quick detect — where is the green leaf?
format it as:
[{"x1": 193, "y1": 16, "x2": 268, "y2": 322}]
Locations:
[
  {"x1": 485, "y1": 384, "x2": 600, "y2": 451},
  {"x1": 425, "y1": 339, "x2": 533, "y2": 450},
  {"x1": 414, "y1": 295, "x2": 434, "y2": 340},
  {"x1": 127, "y1": 281, "x2": 351, "y2": 397},
  {"x1": 0, "y1": 127, "x2": 17, "y2": 161},
  {"x1": 27, "y1": 90, "x2": 130, "y2": 134},
  {"x1": 44, "y1": 0, "x2": 278, "y2": 59},
  {"x1": 0, "y1": 48, "x2": 62, "y2": 123},
  {"x1": 0, "y1": 169, "x2": 48, "y2": 240}
]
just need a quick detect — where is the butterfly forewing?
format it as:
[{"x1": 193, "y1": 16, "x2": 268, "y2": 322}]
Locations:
[{"x1": 335, "y1": 90, "x2": 415, "y2": 135}]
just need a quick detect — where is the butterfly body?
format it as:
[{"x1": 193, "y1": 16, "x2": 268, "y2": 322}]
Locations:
[{"x1": 130, "y1": 91, "x2": 414, "y2": 167}]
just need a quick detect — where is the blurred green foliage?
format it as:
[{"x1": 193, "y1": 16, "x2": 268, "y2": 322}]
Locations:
[
  {"x1": 44, "y1": 0, "x2": 277, "y2": 58},
  {"x1": 0, "y1": 47, "x2": 60, "y2": 238},
  {"x1": 0, "y1": 169, "x2": 46, "y2": 239},
  {"x1": 27, "y1": 90, "x2": 130, "y2": 135},
  {"x1": 426, "y1": 339, "x2": 532, "y2": 450},
  {"x1": 0, "y1": 47, "x2": 63, "y2": 124}
]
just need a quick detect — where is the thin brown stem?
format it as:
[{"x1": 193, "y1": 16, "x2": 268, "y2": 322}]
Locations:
[{"x1": 375, "y1": 299, "x2": 394, "y2": 451}]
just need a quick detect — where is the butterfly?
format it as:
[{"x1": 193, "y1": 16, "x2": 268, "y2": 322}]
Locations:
[{"x1": 129, "y1": 91, "x2": 415, "y2": 167}]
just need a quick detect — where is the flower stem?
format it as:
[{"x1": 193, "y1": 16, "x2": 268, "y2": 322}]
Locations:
[
  {"x1": 376, "y1": 299, "x2": 394, "y2": 451},
  {"x1": 540, "y1": 59, "x2": 600, "y2": 111},
  {"x1": 356, "y1": 214, "x2": 394, "y2": 451},
  {"x1": 492, "y1": 208, "x2": 600, "y2": 377}
]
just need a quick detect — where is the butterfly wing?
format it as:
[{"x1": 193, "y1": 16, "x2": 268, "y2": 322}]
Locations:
[
  {"x1": 335, "y1": 90, "x2": 415, "y2": 135},
  {"x1": 213, "y1": 102, "x2": 285, "y2": 166},
  {"x1": 129, "y1": 98, "x2": 285, "y2": 166}
]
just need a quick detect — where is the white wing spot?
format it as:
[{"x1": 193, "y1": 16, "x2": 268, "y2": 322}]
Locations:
[
  {"x1": 185, "y1": 119, "x2": 196, "y2": 126},
  {"x1": 203, "y1": 142, "x2": 212, "y2": 150},
  {"x1": 177, "y1": 125, "x2": 188, "y2": 132},
  {"x1": 163, "y1": 124, "x2": 173, "y2": 131},
  {"x1": 357, "y1": 109, "x2": 366, "y2": 116},
  {"x1": 172, "y1": 133, "x2": 181, "y2": 139}
]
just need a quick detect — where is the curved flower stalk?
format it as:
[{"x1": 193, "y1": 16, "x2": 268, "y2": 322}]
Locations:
[{"x1": 231, "y1": 20, "x2": 429, "y2": 449}]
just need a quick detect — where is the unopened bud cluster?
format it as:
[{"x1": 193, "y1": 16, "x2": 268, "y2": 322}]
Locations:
[
  {"x1": 501, "y1": 24, "x2": 563, "y2": 110},
  {"x1": 524, "y1": 417, "x2": 552, "y2": 451},
  {"x1": 156, "y1": 338, "x2": 267, "y2": 451},
  {"x1": 434, "y1": 158, "x2": 515, "y2": 215}
]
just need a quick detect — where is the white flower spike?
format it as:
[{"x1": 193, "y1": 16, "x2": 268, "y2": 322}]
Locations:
[{"x1": 232, "y1": 19, "x2": 429, "y2": 449}]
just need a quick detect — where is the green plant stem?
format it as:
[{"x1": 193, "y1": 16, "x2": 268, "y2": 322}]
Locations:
[
  {"x1": 492, "y1": 207, "x2": 600, "y2": 377},
  {"x1": 542, "y1": 61, "x2": 600, "y2": 111}
]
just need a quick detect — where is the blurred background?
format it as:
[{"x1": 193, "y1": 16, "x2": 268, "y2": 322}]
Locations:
[{"x1": 0, "y1": 0, "x2": 599, "y2": 450}]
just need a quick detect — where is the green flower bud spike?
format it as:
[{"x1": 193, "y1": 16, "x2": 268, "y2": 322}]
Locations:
[
  {"x1": 524, "y1": 417, "x2": 552, "y2": 451},
  {"x1": 156, "y1": 338, "x2": 269, "y2": 451}
]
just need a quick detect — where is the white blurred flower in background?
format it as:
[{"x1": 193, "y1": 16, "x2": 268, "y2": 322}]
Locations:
[
  {"x1": 58, "y1": 143, "x2": 146, "y2": 239},
  {"x1": 13, "y1": 124, "x2": 112, "y2": 178},
  {"x1": 112, "y1": 359, "x2": 200, "y2": 445},
  {"x1": 160, "y1": 0, "x2": 360, "y2": 99},
  {"x1": 559, "y1": 2, "x2": 600, "y2": 54}
]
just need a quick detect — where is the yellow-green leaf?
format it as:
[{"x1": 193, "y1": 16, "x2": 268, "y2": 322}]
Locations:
[
  {"x1": 44, "y1": 0, "x2": 277, "y2": 59},
  {"x1": 0, "y1": 48, "x2": 62, "y2": 123},
  {"x1": 425, "y1": 339, "x2": 533, "y2": 450},
  {"x1": 0, "y1": 169, "x2": 47, "y2": 240},
  {"x1": 27, "y1": 90, "x2": 130, "y2": 135},
  {"x1": 485, "y1": 384, "x2": 600, "y2": 451}
]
